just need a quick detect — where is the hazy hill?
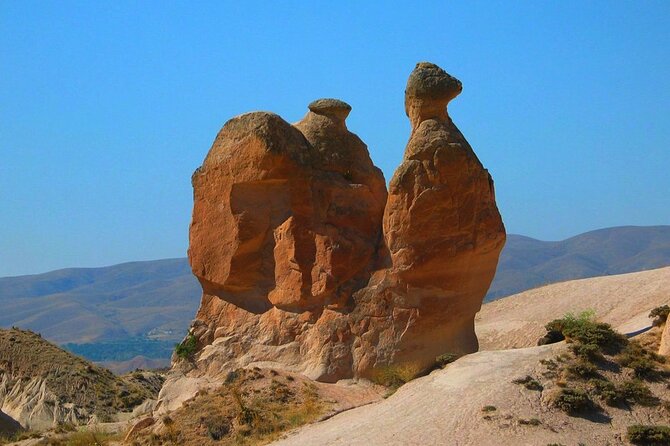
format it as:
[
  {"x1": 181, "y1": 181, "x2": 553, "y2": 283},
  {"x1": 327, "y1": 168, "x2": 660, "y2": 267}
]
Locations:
[
  {"x1": 486, "y1": 225, "x2": 670, "y2": 301},
  {"x1": 0, "y1": 258, "x2": 200, "y2": 344}
]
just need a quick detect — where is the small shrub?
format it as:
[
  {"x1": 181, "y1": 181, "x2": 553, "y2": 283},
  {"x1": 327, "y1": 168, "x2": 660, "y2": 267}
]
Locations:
[
  {"x1": 540, "y1": 358, "x2": 558, "y2": 370},
  {"x1": 570, "y1": 343, "x2": 604, "y2": 362},
  {"x1": 589, "y1": 378, "x2": 619, "y2": 405},
  {"x1": 225, "y1": 369, "x2": 240, "y2": 384},
  {"x1": 627, "y1": 424, "x2": 670, "y2": 445},
  {"x1": 618, "y1": 380, "x2": 660, "y2": 406},
  {"x1": 650, "y1": 305, "x2": 670, "y2": 326},
  {"x1": 588, "y1": 378, "x2": 658, "y2": 407},
  {"x1": 618, "y1": 341, "x2": 665, "y2": 380},
  {"x1": 205, "y1": 415, "x2": 231, "y2": 441},
  {"x1": 435, "y1": 352, "x2": 461, "y2": 368},
  {"x1": 481, "y1": 405, "x2": 497, "y2": 412},
  {"x1": 566, "y1": 361, "x2": 599, "y2": 379},
  {"x1": 552, "y1": 388, "x2": 592, "y2": 414},
  {"x1": 174, "y1": 334, "x2": 197, "y2": 360},
  {"x1": 512, "y1": 375, "x2": 543, "y2": 391},
  {"x1": 519, "y1": 418, "x2": 542, "y2": 426},
  {"x1": 370, "y1": 363, "x2": 422, "y2": 390}
]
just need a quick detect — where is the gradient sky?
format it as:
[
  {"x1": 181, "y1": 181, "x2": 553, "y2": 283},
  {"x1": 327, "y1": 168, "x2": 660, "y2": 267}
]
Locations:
[{"x1": 1, "y1": 1, "x2": 669, "y2": 277}]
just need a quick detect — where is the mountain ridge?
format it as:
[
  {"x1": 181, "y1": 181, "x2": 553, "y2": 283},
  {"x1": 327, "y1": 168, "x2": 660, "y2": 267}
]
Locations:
[
  {"x1": 486, "y1": 225, "x2": 670, "y2": 300},
  {"x1": 0, "y1": 225, "x2": 667, "y2": 364}
]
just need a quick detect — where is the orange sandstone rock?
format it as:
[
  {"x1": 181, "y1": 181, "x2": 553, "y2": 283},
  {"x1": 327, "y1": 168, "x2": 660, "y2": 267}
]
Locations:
[{"x1": 180, "y1": 62, "x2": 505, "y2": 386}]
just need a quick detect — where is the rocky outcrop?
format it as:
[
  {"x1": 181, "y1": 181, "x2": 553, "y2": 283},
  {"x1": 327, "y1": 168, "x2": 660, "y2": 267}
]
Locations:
[
  {"x1": 0, "y1": 328, "x2": 161, "y2": 431},
  {"x1": 0, "y1": 374, "x2": 86, "y2": 431},
  {"x1": 167, "y1": 62, "x2": 505, "y2": 401}
]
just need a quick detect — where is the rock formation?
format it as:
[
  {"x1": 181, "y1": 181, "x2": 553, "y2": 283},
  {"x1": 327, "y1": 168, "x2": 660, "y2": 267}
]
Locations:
[
  {"x1": 659, "y1": 321, "x2": 670, "y2": 356},
  {"x1": 170, "y1": 62, "x2": 505, "y2": 395}
]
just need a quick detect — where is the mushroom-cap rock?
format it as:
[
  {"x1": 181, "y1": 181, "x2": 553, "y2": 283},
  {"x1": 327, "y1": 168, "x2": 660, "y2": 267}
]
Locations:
[
  {"x1": 308, "y1": 98, "x2": 352, "y2": 122},
  {"x1": 174, "y1": 62, "x2": 505, "y2": 392},
  {"x1": 405, "y1": 62, "x2": 463, "y2": 129}
]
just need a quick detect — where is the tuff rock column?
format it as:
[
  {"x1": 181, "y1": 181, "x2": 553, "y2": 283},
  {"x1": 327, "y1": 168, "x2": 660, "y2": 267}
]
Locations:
[{"x1": 351, "y1": 62, "x2": 506, "y2": 375}]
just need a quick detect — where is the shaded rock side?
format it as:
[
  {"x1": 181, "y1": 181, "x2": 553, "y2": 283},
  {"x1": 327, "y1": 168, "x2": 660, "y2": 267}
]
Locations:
[{"x1": 177, "y1": 62, "x2": 505, "y2": 392}]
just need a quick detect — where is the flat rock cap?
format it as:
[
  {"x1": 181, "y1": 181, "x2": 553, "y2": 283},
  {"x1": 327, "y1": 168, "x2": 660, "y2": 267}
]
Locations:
[
  {"x1": 405, "y1": 62, "x2": 462, "y2": 101},
  {"x1": 308, "y1": 98, "x2": 352, "y2": 120}
]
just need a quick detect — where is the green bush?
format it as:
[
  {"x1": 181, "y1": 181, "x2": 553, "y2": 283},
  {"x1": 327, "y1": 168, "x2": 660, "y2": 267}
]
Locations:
[
  {"x1": 481, "y1": 405, "x2": 497, "y2": 412},
  {"x1": 589, "y1": 378, "x2": 658, "y2": 407},
  {"x1": 174, "y1": 334, "x2": 197, "y2": 360},
  {"x1": 617, "y1": 341, "x2": 665, "y2": 380},
  {"x1": 545, "y1": 311, "x2": 627, "y2": 359},
  {"x1": 589, "y1": 378, "x2": 619, "y2": 405},
  {"x1": 618, "y1": 380, "x2": 660, "y2": 406},
  {"x1": 566, "y1": 361, "x2": 599, "y2": 379},
  {"x1": 627, "y1": 424, "x2": 670, "y2": 445},
  {"x1": 650, "y1": 305, "x2": 670, "y2": 326},
  {"x1": 552, "y1": 388, "x2": 592, "y2": 414}
]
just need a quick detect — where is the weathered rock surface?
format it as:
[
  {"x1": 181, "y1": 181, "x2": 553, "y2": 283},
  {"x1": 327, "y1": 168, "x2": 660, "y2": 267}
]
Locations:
[
  {"x1": 660, "y1": 320, "x2": 670, "y2": 356},
  {"x1": 165, "y1": 62, "x2": 505, "y2": 403}
]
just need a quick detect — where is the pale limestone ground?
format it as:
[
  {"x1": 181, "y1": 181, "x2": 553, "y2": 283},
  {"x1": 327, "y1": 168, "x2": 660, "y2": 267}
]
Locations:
[
  {"x1": 272, "y1": 342, "x2": 668, "y2": 446},
  {"x1": 477, "y1": 266, "x2": 670, "y2": 351},
  {"x1": 271, "y1": 267, "x2": 670, "y2": 446}
]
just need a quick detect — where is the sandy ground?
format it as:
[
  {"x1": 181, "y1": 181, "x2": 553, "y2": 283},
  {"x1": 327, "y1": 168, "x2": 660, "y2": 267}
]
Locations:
[
  {"x1": 273, "y1": 342, "x2": 668, "y2": 446},
  {"x1": 477, "y1": 266, "x2": 670, "y2": 351},
  {"x1": 270, "y1": 267, "x2": 670, "y2": 446}
]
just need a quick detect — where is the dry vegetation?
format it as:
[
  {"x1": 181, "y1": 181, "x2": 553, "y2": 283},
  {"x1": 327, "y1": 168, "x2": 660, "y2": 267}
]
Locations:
[
  {"x1": 0, "y1": 425, "x2": 122, "y2": 446},
  {"x1": 0, "y1": 328, "x2": 164, "y2": 426},
  {"x1": 532, "y1": 310, "x2": 670, "y2": 438},
  {"x1": 133, "y1": 368, "x2": 327, "y2": 446}
]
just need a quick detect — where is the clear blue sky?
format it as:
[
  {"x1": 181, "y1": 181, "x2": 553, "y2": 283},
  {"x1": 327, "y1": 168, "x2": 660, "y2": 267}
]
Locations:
[{"x1": 1, "y1": 1, "x2": 669, "y2": 277}]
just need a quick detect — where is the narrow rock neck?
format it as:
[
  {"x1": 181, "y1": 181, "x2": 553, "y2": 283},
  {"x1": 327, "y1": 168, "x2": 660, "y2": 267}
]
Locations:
[{"x1": 406, "y1": 98, "x2": 450, "y2": 132}]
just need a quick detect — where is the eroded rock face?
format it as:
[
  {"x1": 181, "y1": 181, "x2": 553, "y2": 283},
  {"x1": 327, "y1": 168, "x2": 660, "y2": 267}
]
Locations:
[
  {"x1": 177, "y1": 62, "x2": 505, "y2": 391},
  {"x1": 189, "y1": 107, "x2": 386, "y2": 314},
  {"x1": 377, "y1": 62, "x2": 506, "y2": 366}
]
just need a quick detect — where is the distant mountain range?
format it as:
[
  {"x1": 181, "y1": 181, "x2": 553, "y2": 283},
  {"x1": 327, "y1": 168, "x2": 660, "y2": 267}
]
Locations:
[
  {"x1": 0, "y1": 225, "x2": 668, "y2": 366},
  {"x1": 0, "y1": 258, "x2": 200, "y2": 344},
  {"x1": 486, "y1": 225, "x2": 670, "y2": 301}
]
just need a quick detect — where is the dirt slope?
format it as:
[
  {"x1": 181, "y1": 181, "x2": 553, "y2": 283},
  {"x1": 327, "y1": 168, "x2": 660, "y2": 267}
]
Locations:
[
  {"x1": 0, "y1": 328, "x2": 162, "y2": 431},
  {"x1": 477, "y1": 266, "x2": 670, "y2": 351}
]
